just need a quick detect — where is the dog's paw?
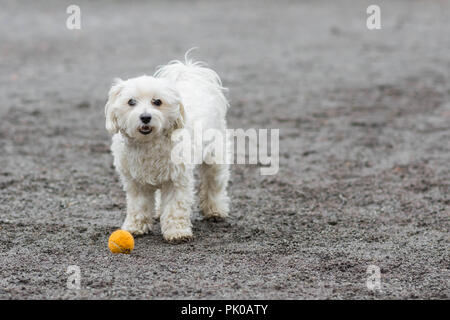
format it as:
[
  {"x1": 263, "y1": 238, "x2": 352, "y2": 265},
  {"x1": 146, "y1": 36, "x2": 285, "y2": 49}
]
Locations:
[
  {"x1": 202, "y1": 206, "x2": 229, "y2": 222},
  {"x1": 167, "y1": 235, "x2": 194, "y2": 244},
  {"x1": 200, "y1": 197, "x2": 229, "y2": 221},
  {"x1": 121, "y1": 220, "x2": 152, "y2": 236},
  {"x1": 203, "y1": 214, "x2": 226, "y2": 222},
  {"x1": 163, "y1": 227, "x2": 193, "y2": 243}
]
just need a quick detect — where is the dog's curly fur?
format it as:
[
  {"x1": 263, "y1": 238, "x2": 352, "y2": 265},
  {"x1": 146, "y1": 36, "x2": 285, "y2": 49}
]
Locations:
[{"x1": 105, "y1": 55, "x2": 230, "y2": 242}]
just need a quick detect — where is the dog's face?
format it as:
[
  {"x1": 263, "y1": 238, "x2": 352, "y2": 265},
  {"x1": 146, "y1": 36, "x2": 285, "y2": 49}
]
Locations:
[{"x1": 105, "y1": 76, "x2": 185, "y2": 140}]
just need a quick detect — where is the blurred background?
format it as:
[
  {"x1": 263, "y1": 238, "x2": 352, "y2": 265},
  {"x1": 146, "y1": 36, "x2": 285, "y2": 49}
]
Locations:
[{"x1": 0, "y1": 0, "x2": 448, "y2": 299}]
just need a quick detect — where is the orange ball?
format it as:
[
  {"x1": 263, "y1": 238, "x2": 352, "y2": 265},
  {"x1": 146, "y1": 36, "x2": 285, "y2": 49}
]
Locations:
[{"x1": 108, "y1": 230, "x2": 134, "y2": 254}]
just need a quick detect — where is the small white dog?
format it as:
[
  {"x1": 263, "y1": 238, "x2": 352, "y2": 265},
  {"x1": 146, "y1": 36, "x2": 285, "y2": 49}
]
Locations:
[{"x1": 105, "y1": 55, "x2": 230, "y2": 242}]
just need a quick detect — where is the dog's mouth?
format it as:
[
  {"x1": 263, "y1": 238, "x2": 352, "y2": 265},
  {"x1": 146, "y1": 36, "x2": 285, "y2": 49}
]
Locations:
[{"x1": 138, "y1": 125, "x2": 152, "y2": 135}]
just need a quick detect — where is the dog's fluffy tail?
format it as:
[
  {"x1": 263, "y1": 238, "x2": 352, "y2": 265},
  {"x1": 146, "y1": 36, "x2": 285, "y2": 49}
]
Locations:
[{"x1": 154, "y1": 49, "x2": 229, "y2": 106}]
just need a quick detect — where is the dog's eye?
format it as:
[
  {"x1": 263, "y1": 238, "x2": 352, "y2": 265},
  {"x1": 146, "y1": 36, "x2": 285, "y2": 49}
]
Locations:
[
  {"x1": 128, "y1": 99, "x2": 137, "y2": 106},
  {"x1": 152, "y1": 99, "x2": 162, "y2": 107}
]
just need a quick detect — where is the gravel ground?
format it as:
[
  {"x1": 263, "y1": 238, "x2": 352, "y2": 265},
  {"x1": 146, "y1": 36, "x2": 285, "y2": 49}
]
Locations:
[{"x1": 0, "y1": 0, "x2": 449, "y2": 299}]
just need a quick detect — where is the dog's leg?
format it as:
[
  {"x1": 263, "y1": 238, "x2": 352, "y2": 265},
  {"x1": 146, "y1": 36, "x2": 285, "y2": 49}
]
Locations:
[
  {"x1": 121, "y1": 181, "x2": 155, "y2": 235},
  {"x1": 199, "y1": 163, "x2": 230, "y2": 220},
  {"x1": 159, "y1": 173, "x2": 194, "y2": 242},
  {"x1": 154, "y1": 189, "x2": 161, "y2": 221}
]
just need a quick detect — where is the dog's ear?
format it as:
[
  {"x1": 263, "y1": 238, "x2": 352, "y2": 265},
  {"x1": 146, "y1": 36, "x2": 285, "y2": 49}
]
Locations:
[
  {"x1": 105, "y1": 78, "x2": 123, "y2": 134},
  {"x1": 174, "y1": 102, "x2": 186, "y2": 130}
]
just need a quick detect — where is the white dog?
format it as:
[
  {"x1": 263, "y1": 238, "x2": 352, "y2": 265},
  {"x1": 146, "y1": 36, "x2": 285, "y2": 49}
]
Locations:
[{"x1": 105, "y1": 56, "x2": 230, "y2": 242}]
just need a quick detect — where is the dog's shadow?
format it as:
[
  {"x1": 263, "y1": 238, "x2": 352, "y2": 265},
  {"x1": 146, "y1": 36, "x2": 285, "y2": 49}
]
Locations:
[{"x1": 127, "y1": 215, "x2": 257, "y2": 246}]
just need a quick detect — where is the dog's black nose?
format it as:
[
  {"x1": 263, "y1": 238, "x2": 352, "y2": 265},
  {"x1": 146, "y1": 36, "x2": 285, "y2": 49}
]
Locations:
[{"x1": 140, "y1": 114, "x2": 152, "y2": 124}]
